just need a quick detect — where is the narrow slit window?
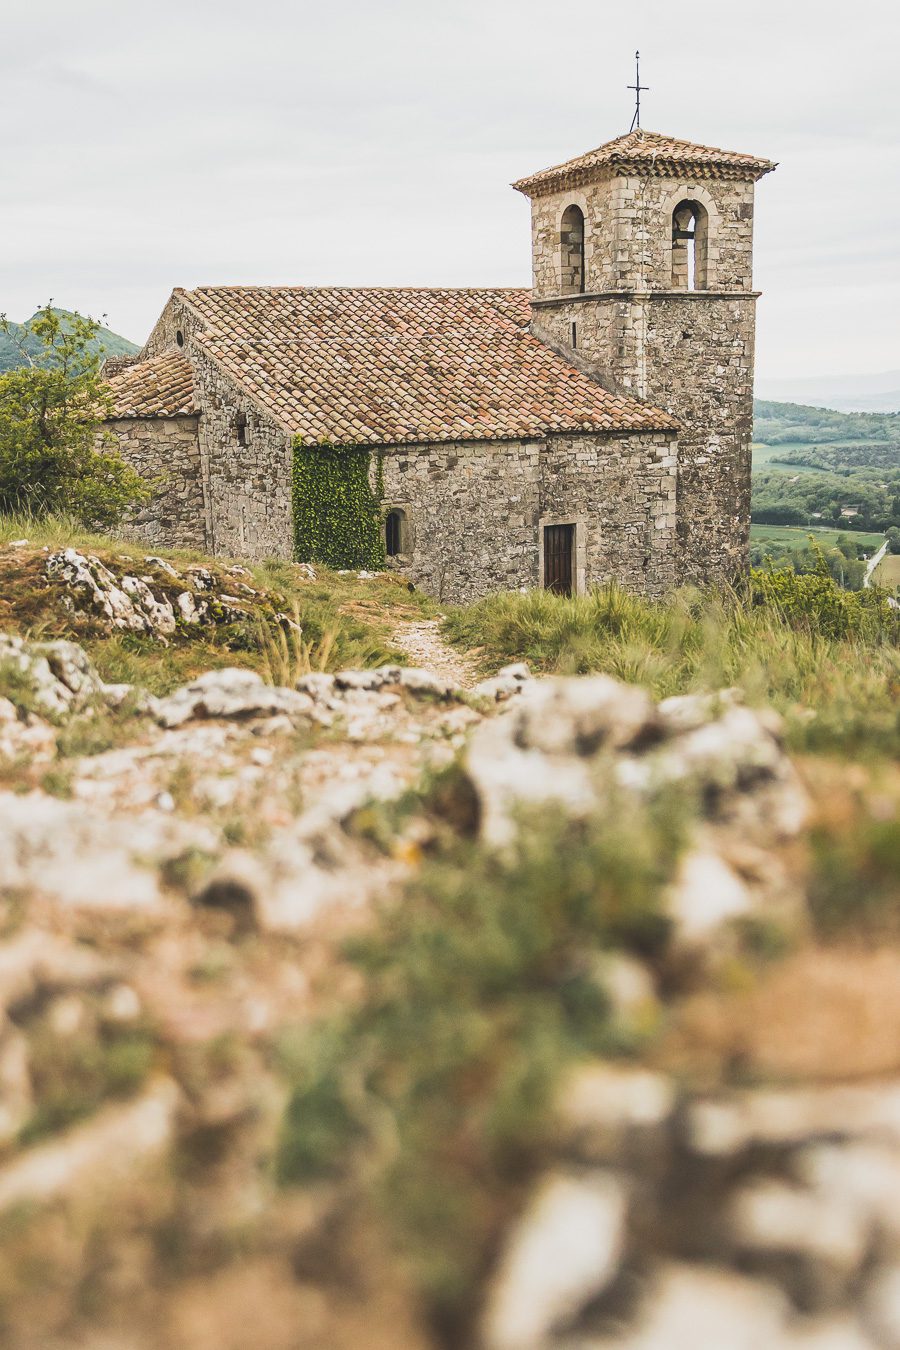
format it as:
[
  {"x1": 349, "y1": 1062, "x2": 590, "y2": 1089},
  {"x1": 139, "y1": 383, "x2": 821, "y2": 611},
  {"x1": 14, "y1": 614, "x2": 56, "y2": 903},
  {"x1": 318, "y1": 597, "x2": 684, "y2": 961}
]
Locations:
[
  {"x1": 571, "y1": 321, "x2": 578, "y2": 349},
  {"x1": 234, "y1": 411, "x2": 247, "y2": 446},
  {"x1": 385, "y1": 509, "x2": 403, "y2": 557}
]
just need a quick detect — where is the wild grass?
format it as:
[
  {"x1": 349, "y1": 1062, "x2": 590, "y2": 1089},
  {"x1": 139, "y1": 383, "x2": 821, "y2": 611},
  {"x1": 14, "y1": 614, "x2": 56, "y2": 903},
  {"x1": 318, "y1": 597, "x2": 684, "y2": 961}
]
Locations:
[
  {"x1": 444, "y1": 582, "x2": 900, "y2": 758},
  {"x1": 0, "y1": 514, "x2": 436, "y2": 693}
]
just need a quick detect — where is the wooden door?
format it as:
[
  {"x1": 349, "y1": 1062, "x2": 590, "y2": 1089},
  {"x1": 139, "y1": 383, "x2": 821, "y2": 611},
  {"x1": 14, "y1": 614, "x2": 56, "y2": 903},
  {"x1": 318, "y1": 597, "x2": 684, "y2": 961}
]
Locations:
[{"x1": 544, "y1": 524, "x2": 574, "y2": 595}]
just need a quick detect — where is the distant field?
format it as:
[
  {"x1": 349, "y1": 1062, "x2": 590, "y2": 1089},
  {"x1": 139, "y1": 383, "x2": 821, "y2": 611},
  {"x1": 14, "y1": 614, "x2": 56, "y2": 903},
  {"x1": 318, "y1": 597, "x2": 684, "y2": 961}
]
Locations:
[
  {"x1": 751, "y1": 442, "x2": 826, "y2": 473},
  {"x1": 750, "y1": 524, "x2": 884, "y2": 553},
  {"x1": 875, "y1": 553, "x2": 900, "y2": 588},
  {"x1": 750, "y1": 440, "x2": 883, "y2": 474}
]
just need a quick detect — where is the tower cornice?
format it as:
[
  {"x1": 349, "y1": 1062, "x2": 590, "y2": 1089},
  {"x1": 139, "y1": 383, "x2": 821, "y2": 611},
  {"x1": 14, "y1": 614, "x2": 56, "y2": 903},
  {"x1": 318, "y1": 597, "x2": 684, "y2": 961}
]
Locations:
[{"x1": 513, "y1": 128, "x2": 776, "y2": 198}]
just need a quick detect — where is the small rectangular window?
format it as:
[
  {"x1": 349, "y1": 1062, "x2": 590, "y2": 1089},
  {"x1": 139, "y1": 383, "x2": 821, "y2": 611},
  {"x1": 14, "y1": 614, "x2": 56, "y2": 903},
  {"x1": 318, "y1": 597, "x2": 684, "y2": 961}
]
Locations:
[{"x1": 571, "y1": 322, "x2": 578, "y2": 350}]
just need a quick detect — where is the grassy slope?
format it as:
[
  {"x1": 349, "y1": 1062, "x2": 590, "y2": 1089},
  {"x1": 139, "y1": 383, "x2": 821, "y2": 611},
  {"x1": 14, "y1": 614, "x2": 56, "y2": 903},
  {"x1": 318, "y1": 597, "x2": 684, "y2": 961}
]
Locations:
[
  {"x1": 444, "y1": 584, "x2": 900, "y2": 761},
  {"x1": 0, "y1": 515, "x2": 437, "y2": 694}
]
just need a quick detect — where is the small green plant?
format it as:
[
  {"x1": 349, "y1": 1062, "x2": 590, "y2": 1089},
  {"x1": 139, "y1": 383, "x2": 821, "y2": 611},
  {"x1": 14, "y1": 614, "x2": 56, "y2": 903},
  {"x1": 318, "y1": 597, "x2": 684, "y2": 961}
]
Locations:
[
  {"x1": 808, "y1": 812, "x2": 900, "y2": 937},
  {"x1": 18, "y1": 999, "x2": 155, "y2": 1146},
  {"x1": 277, "y1": 796, "x2": 683, "y2": 1330}
]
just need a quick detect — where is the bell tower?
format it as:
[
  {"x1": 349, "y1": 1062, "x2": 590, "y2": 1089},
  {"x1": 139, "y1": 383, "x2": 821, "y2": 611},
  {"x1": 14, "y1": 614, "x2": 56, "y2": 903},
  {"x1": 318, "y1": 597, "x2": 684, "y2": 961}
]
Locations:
[{"x1": 513, "y1": 126, "x2": 776, "y2": 585}]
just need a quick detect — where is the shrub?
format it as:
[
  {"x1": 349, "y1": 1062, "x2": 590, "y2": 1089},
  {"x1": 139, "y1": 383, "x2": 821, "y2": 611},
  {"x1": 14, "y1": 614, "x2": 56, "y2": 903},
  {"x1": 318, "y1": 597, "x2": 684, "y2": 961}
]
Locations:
[
  {"x1": 277, "y1": 798, "x2": 683, "y2": 1331},
  {"x1": 0, "y1": 305, "x2": 149, "y2": 528}
]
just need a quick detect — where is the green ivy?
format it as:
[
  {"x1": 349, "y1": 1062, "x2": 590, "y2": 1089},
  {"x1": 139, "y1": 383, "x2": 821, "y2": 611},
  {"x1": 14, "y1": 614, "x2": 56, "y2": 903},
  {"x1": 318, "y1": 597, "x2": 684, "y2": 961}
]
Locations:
[{"x1": 292, "y1": 439, "x2": 385, "y2": 570}]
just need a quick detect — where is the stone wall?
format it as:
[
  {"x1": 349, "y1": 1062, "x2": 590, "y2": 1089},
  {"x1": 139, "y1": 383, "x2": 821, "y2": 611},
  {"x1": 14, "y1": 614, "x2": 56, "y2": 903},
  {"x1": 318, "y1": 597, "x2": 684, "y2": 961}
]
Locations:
[
  {"x1": 131, "y1": 294, "x2": 296, "y2": 562},
  {"x1": 375, "y1": 431, "x2": 678, "y2": 605},
  {"x1": 525, "y1": 169, "x2": 763, "y2": 586},
  {"x1": 103, "y1": 416, "x2": 206, "y2": 551},
  {"x1": 534, "y1": 293, "x2": 756, "y2": 584},
  {"x1": 191, "y1": 348, "x2": 294, "y2": 561}
]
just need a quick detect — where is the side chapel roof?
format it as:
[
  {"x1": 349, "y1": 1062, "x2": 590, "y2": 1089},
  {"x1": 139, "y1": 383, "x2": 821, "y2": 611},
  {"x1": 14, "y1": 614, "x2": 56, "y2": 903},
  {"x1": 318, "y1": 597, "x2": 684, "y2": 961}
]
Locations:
[{"x1": 104, "y1": 350, "x2": 196, "y2": 418}]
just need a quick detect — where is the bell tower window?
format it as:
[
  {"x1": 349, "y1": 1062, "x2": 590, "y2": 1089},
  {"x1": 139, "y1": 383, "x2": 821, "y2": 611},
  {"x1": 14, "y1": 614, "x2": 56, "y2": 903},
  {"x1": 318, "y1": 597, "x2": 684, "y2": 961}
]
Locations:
[
  {"x1": 560, "y1": 205, "x2": 585, "y2": 295},
  {"x1": 672, "y1": 200, "x2": 709, "y2": 290}
]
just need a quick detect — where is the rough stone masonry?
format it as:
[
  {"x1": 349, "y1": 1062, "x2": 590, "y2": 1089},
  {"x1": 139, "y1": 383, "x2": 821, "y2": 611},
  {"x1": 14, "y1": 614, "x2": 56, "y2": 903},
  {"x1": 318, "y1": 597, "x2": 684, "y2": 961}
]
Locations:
[{"x1": 101, "y1": 126, "x2": 775, "y2": 600}]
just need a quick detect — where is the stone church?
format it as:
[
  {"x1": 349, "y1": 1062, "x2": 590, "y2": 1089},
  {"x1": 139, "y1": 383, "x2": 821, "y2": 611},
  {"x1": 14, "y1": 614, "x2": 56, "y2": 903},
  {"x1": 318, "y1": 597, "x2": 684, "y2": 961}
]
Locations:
[{"x1": 102, "y1": 127, "x2": 775, "y2": 602}]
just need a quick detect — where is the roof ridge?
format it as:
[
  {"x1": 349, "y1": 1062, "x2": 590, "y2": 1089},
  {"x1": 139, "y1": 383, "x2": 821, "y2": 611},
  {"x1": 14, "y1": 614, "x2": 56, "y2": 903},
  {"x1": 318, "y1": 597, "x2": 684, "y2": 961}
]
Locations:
[{"x1": 180, "y1": 285, "x2": 531, "y2": 295}]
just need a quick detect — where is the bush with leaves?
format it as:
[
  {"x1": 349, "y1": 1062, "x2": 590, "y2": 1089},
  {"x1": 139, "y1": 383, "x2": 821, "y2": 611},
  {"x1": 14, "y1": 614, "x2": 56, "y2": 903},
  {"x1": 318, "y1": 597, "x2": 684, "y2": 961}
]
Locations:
[{"x1": 0, "y1": 304, "x2": 148, "y2": 528}]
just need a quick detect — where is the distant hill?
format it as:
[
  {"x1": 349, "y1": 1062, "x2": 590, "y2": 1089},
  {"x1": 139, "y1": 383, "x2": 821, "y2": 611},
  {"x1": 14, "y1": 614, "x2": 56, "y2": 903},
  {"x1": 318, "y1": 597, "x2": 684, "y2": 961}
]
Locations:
[
  {"x1": 0, "y1": 309, "x2": 139, "y2": 373},
  {"x1": 756, "y1": 371, "x2": 900, "y2": 414},
  {"x1": 753, "y1": 399, "x2": 900, "y2": 449}
]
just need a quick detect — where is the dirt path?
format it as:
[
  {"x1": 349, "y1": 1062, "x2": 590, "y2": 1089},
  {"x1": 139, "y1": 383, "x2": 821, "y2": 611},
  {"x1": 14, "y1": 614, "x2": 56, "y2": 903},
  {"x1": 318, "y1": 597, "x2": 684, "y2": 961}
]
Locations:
[{"x1": 390, "y1": 617, "x2": 481, "y2": 688}]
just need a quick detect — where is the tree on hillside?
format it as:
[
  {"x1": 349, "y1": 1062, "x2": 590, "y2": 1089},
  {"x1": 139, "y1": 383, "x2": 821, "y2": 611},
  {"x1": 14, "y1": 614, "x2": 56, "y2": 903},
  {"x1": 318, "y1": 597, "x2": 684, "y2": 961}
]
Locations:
[{"x1": 0, "y1": 303, "x2": 148, "y2": 527}]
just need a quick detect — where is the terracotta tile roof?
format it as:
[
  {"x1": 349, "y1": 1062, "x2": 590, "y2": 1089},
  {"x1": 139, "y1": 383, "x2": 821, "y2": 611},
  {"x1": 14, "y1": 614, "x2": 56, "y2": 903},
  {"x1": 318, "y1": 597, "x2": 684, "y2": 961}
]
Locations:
[
  {"x1": 513, "y1": 128, "x2": 777, "y2": 196},
  {"x1": 173, "y1": 286, "x2": 675, "y2": 444},
  {"x1": 104, "y1": 351, "x2": 196, "y2": 418}
]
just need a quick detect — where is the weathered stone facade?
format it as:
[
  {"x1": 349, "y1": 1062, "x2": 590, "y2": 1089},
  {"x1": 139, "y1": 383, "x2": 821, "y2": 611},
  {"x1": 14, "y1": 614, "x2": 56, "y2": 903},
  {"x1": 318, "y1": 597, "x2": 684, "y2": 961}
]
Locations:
[
  {"x1": 104, "y1": 416, "x2": 205, "y2": 552},
  {"x1": 376, "y1": 431, "x2": 677, "y2": 604},
  {"x1": 190, "y1": 345, "x2": 293, "y2": 561}
]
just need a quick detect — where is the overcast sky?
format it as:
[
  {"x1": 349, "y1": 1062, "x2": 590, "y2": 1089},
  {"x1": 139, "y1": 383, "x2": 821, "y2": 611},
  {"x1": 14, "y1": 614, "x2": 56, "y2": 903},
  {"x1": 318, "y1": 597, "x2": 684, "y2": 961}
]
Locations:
[{"x1": 1, "y1": 0, "x2": 897, "y2": 380}]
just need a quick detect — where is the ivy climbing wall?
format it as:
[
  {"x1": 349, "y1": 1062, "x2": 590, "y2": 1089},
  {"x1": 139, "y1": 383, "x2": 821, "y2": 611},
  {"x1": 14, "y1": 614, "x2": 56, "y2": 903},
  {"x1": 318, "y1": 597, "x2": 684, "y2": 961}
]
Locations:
[{"x1": 292, "y1": 441, "x2": 386, "y2": 570}]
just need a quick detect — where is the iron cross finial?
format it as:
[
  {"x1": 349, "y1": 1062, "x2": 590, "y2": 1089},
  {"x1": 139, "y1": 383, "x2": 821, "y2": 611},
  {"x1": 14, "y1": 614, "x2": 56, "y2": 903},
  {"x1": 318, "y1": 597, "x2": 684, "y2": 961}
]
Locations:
[{"x1": 628, "y1": 50, "x2": 649, "y2": 132}]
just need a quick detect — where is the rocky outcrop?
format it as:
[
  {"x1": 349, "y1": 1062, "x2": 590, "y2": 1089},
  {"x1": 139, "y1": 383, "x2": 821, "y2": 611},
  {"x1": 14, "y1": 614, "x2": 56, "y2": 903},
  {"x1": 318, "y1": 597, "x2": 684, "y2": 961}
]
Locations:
[
  {"x1": 0, "y1": 630, "x2": 887, "y2": 1350},
  {"x1": 481, "y1": 1067, "x2": 900, "y2": 1349},
  {"x1": 463, "y1": 677, "x2": 808, "y2": 963},
  {"x1": 43, "y1": 548, "x2": 260, "y2": 638}
]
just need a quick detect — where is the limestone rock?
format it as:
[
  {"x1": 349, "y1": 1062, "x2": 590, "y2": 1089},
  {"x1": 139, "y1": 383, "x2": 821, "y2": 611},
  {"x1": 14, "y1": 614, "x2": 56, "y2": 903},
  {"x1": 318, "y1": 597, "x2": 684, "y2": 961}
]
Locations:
[
  {"x1": 473, "y1": 662, "x2": 533, "y2": 703},
  {"x1": 593, "y1": 1263, "x2": 789, "y2": 1349},
  {"x1": 556, "y1": 1063, "x2": 674, "y2": 1162},
  {"x1": 0, "y1": 633, "x2": 85, "y2": 719},
  {"x1": 29, "y1": 638, "x2": 107, "y2": 703},
  {"x1": 45, "y1": 548, "x2": 168, "y2": 635},
  {"x1": 463, "y1": 673, "x2": 808, "y2": 949},
  {"x1": 729, "y1": 1177, "x2": 870, "y2": 1291},
  {"x1": 665, "y1": 849, "x2": 753, "y2": 954},
  {"x1": 0, "y1": 1077, "x2": 180, "y2": 1215},
  {"x1": 0, "y1": 696, "x2": 56, "y2": 760},
  {"x1": 482, "y1": 1169, "x2": 628, "y2": 1349},
  {"x1": 151, "y1": 669, "x2": 314, "y2": 729},
  {"x1": 0, "y1": 790, "x2": 215, "y2": 912}
]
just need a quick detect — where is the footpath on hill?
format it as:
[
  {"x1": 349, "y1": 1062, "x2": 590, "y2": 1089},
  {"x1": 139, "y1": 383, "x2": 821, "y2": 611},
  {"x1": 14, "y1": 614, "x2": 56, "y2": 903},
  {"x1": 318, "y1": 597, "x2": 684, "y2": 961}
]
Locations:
[{"x1": 390, "y1": 616, "x2": 482, "y2": 688}]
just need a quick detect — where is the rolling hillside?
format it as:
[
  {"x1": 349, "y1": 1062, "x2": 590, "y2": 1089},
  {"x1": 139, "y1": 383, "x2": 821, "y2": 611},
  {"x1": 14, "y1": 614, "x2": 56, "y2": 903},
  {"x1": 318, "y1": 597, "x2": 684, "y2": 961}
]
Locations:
[{"x1": 0, "y1": 308, "x2": 139, "y2": 372}]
